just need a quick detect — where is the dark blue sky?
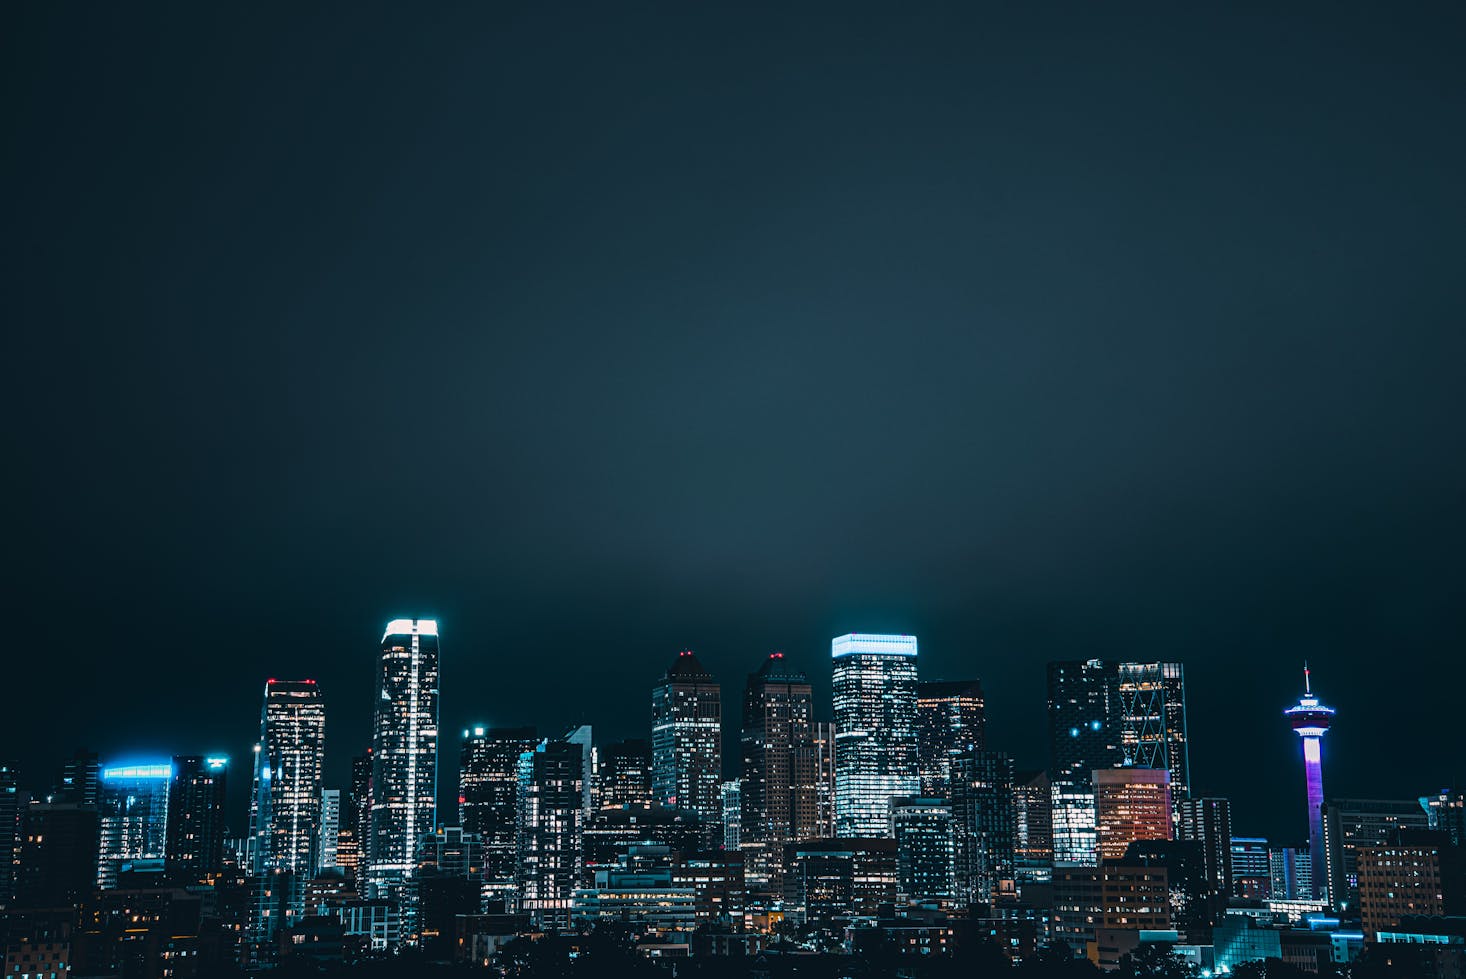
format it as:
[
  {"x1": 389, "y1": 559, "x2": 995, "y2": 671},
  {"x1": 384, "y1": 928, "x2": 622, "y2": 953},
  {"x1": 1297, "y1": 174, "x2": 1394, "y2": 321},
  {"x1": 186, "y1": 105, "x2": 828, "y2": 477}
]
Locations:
[{"x1": 5, "y1": 3, "x2": 1464, "y2": 843}]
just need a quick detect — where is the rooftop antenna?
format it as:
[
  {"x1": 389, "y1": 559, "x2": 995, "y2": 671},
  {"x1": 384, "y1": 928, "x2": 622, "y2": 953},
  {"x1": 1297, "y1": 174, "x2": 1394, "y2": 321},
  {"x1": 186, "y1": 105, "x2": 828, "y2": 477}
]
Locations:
[{"x1": 1304, "y1": 661, "x2": 1312, "y2": 695}]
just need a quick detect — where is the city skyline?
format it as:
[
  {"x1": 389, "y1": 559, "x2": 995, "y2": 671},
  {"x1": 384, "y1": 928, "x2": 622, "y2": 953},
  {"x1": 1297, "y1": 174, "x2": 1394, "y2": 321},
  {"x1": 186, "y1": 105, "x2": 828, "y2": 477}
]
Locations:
[{"x1": 10, "y1": 614, "x2": 1445, "y2": 854}]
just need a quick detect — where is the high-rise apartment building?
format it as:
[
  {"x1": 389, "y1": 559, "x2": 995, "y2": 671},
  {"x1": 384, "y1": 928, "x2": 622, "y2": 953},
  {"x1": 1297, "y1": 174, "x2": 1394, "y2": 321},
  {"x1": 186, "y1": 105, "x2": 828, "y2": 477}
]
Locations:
[
  {"x1": 248, "y1": 679, "x2": 327, "y2": 876},
  {"x1": 721, "y1": 780, "x2": 742, "y2": 850},
  {"x1": 319, "y1": 788, "x2": 341, "y2": 872},
  {"x1": 165, "y1": 755, "x2": 228, "y2": 880},
  {"x1": 97, "y1": 762, "x2": 172, "y2": 888},
  {"x1": 517, "y1": 737, "x2": 586, "y2": 930},
  {"x1": 1357, "y1": 830, "x2": 1466, "y2": 942},
  {"x1": 1177, "y1": 797, "x2": 1232, "y2": 897},
  {"x1": 459, "y1": 725, "x2": 538, "y2": 909},
  {"x1": 916, "y1": 680, "x2": 986, "y2": 798},
  {"x1": 741, "y1": 653, "x2": 817, "y2": 848},
  {"x1": 832, "y1": 634, "x2": 919, "y2": 838},
  {"x1": 813, "y1": 722, "x2": 837, "y2": 839},
  {"x1": 1094, "y1": 767, "x2": 1172, "y2": 862},
  {"x1": 0, "y1": 763, "x2": 22, "y2": 905},
  {"x1": 368, "y1": 618, "x2": 441, "y2": 904},
  {"x1": 891, "y1": 797, "x2": 957, "y2": 902},
  {"x1": 1320, "y1": 798, "x2": 1430, "y2": 912},
  {"x1": 1048, "y1": 660, "x2": 1123, "y2": 865},
  {"x1": 1115, "y1": 663, "x2": 1190, "y2": 801},
  {"x1": 950, "y1": 749, "x2": 1017, "y2": 904},
  {"x1": 651, "y1": 651, "x2": 722, "y2": 843},
  {"x1": 1230, "y1": 837, "x2": 1271, "y2": 899}
]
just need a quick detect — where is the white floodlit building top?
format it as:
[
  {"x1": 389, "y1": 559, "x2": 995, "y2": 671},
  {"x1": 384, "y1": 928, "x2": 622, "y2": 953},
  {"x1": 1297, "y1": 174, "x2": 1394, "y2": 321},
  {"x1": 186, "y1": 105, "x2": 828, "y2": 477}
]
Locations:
[
  {"x1": 382, "y1": 618, "x2": 439, "y2": 642},
  {"x1": 831, "y1": 633, "x2": 918, "y2": 658}
]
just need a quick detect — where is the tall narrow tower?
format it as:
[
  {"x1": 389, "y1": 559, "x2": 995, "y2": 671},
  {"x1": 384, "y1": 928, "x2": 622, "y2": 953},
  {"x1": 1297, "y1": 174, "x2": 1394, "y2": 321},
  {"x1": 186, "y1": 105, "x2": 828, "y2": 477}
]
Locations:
[
  {"x1": 832, "y1": 633, "x2": 920, "y2": 837},
  {"x1": 368, "y1": 618, "x2": 441, "y2": 905},
  {"x1": 1284, "y1": 663, "x2": 1334, "y2": 900},
  {"x1": 651, "y1": 651, "x2": 723, "y2": 844}
]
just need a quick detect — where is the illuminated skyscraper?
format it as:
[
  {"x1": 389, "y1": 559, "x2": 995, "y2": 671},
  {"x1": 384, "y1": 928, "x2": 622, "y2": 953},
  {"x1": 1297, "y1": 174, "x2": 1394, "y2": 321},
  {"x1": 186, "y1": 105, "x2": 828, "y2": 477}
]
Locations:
[
  {"x1": 460, "y1": 726, "x2": 538, "y2": 908},
  {"x1": 517, "y1": 737, "x2": 586, "y2": 929},
  {"x1": 1320, "y1": 798, "x2": 1429, "y2": 912},
  {"x1": 595, "y1": 739, "x2": 652, "y2": 810},
  {"x1": 950, "y1": 749, "x2": 1017, "y2": 904},
  {"x1": 651, "y1": 651, "x2": 723, "y2": 843},
  {"x1": 368, "y1": 618, "x2": 441, "y2": 904},
  {"x1": 832, "y1": 634, "x2": 919, "y2": 838},
  {"x1": 249, "y1": 679, "x2": 327, "y2": 876},
  {"x1": 916, "y1": 679, "x2": 987, "y2": 798},
  {"x1": 97, "y1": 761, "x2": 172, "y2": 888},
  {"x1": 319, "y1": 789, "x2": 341, "y2": 872},
  {"x1": 166, "y1": 755, "x2": 229, "y2": 880},
  {"x1": 1047, "y1": 660, "x2": 1123, "y2": 864},
  {"x1": 891, "y1": 797, "x2": 956, "y2": 902},
  {"x1": 1094, "y1": 767, "x2": 1172, "y2": 862},
  {"x1": 722, "y1": 779, "x2": 742, "y2": 849},
  {"x1": 741, "y1": 653, "x2": 817, "y2": 847},
  {"x1": 0, "y1": 762, "x2": 21, "y2": 905},
  {"x1": 1284, "y1": 664, "x2": 1335, "y2": 901},
  {"x1": 1116, "y1": 663, "x2": 1190, "y2": 802},
  {"x1": 1015, "y1": 769, "x2": 1054, "y2": 883},
  {"x1": 813, "y1": 722, "x2": 837, "y2": 839},
  {"x1": 1177, "y1": 797, "x2": 1232, "y2": 897}
]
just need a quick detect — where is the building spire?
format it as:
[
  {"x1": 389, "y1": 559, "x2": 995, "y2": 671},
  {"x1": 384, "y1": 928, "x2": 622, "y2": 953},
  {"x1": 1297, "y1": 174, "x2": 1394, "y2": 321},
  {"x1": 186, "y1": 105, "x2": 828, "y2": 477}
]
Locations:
[{"x1": 1304, "y1": 660, "x2": 1311, "y2": 695}]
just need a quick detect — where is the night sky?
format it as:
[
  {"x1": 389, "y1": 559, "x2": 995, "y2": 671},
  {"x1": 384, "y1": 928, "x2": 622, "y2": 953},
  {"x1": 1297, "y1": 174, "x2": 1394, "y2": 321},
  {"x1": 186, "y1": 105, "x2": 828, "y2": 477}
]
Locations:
[{"x1": 6, "y1": 4, "x2": 1465, "y2": 844}]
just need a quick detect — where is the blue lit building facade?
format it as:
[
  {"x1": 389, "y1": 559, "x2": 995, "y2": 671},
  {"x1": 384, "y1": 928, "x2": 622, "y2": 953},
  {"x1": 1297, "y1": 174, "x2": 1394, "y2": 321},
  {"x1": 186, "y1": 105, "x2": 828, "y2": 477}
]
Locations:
[
  {"x1": 97, "y1": 762, "x2": 172, "y2": 888},
  {"x1": 832, "y1": 634, "x2": 919, "y2": 838}
]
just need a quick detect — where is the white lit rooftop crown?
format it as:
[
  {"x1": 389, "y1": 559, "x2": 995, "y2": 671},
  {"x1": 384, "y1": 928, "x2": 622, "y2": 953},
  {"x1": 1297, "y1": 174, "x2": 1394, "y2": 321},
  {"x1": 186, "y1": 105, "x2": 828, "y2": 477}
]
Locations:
[
  {"x1": 102, "y1": 763, "x2": 173, "y2": 780},
  {"x1": 831, "y1": 633, "x2": 918, "y2": 658},
  {"x1": 382, "y1": 618, "x2": 439, "y2": 642}
]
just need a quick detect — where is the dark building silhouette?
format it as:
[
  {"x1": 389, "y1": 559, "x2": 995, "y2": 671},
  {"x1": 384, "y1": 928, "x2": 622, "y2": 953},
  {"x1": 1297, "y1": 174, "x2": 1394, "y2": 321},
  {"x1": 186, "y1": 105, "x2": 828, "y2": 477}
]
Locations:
[
  {"x1": 15, "y1": 803, "x2": 99, "y2": 909},
  {"x1": 55, "y1": 750, "x2": 100, "y2": 807},
  {"x1": 741, "y1": 652, "x2": 817, "y2": 890},
  {"x1": 166, "y1": 755, "x2": 229, "y2": 881},
  {"x1": 595, "y1": 739, "x2": 652, "y2": 810},
  {"x1": 916, "y1": 679, "x2": 987, "y2": 798}
]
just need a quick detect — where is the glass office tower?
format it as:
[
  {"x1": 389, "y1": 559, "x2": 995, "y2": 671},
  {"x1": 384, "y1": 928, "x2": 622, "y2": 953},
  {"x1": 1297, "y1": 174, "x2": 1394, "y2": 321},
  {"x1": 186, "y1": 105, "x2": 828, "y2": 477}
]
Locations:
[
  {"x1": 97, "y1": 762, "x2": 172, "y2": 888},
  {"x1": 368, "y1": 619, "x2": 441, "y2": 905},
  {"x1": 1047, "y1": 660, "x2": 1123, "y2": 864},
  {"x1": 832, "y1": 634, "x2": 919, "y2": 838},
  {"x1": 249, "y1": 679, "x2": 327, "y2": 876},
  {"x1": 651, "y1": 651, "x2": 723, "y2": 844}
]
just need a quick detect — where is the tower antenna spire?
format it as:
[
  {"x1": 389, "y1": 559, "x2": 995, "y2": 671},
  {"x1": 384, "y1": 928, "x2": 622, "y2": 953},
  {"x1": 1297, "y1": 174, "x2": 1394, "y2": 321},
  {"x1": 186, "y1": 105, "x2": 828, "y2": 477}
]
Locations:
[{"x1": 1304, "y1": 661, "x2": 1311, "y2": 695}]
